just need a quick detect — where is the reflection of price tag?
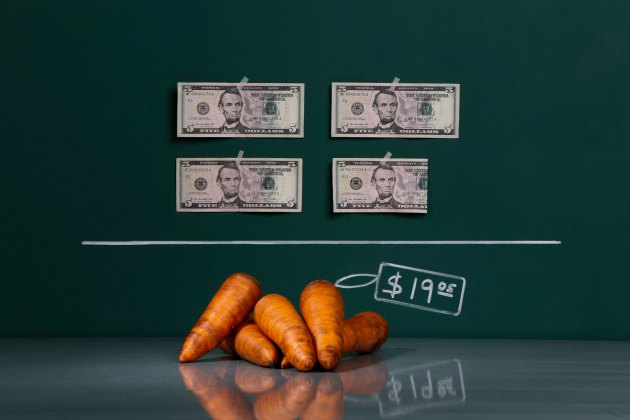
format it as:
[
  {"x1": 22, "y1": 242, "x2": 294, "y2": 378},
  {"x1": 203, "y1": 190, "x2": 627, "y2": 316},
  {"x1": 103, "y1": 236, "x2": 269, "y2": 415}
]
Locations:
[
  {"x1": 377, "y1": 359, "x2": 466, "y2": 418},
  {"x1": 374, "y1": 263, "x2": 465, "y2": 316}
]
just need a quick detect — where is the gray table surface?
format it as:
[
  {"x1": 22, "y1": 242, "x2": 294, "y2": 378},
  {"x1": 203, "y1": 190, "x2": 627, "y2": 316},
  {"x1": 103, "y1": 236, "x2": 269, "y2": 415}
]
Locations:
[{"x1": 1, "y1": 338, "x2": 629, "y2": 419}]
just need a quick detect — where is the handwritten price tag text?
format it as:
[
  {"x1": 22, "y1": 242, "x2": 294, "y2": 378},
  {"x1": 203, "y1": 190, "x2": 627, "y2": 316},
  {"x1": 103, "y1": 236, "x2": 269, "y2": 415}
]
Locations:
[{"x1": 374, "y1": 263, "x2": 465, "y2": 315}]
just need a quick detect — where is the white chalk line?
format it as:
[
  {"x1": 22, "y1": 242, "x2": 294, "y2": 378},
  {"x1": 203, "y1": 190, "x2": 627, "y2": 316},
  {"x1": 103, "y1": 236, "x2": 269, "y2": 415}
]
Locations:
[
  {"x1": 81, "y1": 240, "x2": 561, "y2": 246},
  {"x1": 334, "y1": 273, "x2": 377, "y2": 288}
]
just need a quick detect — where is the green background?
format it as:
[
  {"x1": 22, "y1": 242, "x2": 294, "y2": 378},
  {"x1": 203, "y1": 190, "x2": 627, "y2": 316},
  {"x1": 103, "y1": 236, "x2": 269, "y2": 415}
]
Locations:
[{"x1": 1, "y1": 0, "x2": 628, "y2": 338}]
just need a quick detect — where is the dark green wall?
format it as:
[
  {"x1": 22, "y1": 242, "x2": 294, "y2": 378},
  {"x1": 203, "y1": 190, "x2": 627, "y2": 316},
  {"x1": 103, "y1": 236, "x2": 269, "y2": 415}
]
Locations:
[{"x1": 2, "y1": 0, "x2": 629, "y2": 338}]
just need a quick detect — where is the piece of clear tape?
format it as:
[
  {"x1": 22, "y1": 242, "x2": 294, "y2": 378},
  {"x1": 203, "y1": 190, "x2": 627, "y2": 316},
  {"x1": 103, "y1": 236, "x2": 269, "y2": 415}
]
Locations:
[
  {"x1": 237, "y1": 76, "x2": 249, "y2": 91},
  {"x1": 387, "y1": 76, "x2": 400, "y2": 92},
  {"x1": 236, "y1": 150, "x2": 244, "y2": 168},
  {"x1": 380, "y1": 151, "x2": 392, "y2": 166}
]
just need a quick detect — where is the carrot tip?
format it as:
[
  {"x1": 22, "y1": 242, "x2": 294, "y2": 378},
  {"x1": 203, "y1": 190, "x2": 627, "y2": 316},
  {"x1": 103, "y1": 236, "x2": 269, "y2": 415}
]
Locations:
[
  {"x1": 318, "y1": 349, "x2": 342, "y2": 370},
  {"x1": 279, "y1": 356, "x2": 291, "y2": 369},
  {"x1": 296, "y1": 356, "x2": 316, "y2": 371}
]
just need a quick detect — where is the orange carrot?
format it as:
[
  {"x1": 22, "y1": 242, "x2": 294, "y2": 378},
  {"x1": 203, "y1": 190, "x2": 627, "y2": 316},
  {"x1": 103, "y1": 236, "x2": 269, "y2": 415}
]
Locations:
[
  {"x1": 300, "y1": 280, "x2": 345, "y2": 370},
  {"x1": 279, "y1": 356, "x2": 292, "y2": 369},
  {"x1": 342, "y1": 311, "x2": 389, "y2": 354},
  {"x1": 179, "y1": 364, "x2": 254, "y2": 420},
  {"x1": 280, "y1": 311, "x2": 389, "y2": 369},
  {"x1": 219, "y1": 316, "x2": 280, "y2": 367},
  {"x1": 179, "y1": 273, "x2": 262, "y2": 363},
  {"x1": 218, "y1": 333, "x2": 236, "y2": 354},
  {"x1": 254, "y1": 294, "x2": 316, "y2": 371}
]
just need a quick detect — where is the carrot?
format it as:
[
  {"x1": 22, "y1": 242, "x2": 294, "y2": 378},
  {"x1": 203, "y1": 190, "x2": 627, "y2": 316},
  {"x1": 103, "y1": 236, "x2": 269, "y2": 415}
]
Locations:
[
  {"x1": 254, "y1": 294, "x2": 316, "y2": 371},
  {"x1": 300, "y1": 279, "x2": 345, "y2": 370},
  {"x1": 253, "y1": 373, "x2": 317, "y2": 420},
  {"x1": 302, "y1": 374, "x2": 344, "y2": 420},
  {"x1": 219, "y1": 316, "x2": 280, "y2": 367},
  {"x1": 179, "y1": 272, "x2": 262, "y2": 363},
  {"x1": 179, "y1": 364, "x2": 254, "y2": 420},
  {"x1": 279, "y1": 356, "x2": 292, "y2": 369},
  {"x1": 218, "y1": 334, "x2": 236, "y2": 354},
  {"x1": 280, "y1": 311, "x2": 389, "y2": 369},
  {"x1": 342, "y1": 311, "x2": 389, "y2": 354}
]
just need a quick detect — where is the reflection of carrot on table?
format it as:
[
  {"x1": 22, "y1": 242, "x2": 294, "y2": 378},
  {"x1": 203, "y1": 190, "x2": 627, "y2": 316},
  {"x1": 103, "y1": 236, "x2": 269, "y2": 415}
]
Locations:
[
  {"x1": 209, "y1": 357, "x2": 235, "y2": 382},
  {"x1": 179, "y1": 364, "x2": 254, "y2": 420},
  {"x1": 253, "y1": 373, "x2": 317, "y2": 420},
  {"x1": 303, "y1": 374, "x2": 344, "y2": 420},
  {"x1": 337, "y1": 354, "x2": 389, "y2": 395},
  {"x1": 233, "y1": 362, "x2": 280, "y2": 394}
]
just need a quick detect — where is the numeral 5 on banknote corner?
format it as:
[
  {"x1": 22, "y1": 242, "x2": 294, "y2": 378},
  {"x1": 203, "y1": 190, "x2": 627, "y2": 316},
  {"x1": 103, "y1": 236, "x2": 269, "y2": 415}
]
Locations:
[{"x1": 374, "y1": 263, "x2": 465, "y2": 316}]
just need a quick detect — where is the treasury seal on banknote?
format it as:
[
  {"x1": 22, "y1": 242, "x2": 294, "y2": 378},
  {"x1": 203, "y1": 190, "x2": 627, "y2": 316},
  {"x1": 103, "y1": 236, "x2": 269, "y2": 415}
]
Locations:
[
  {"x1": 194, "y1": 178, "x2": 208, "y2": 191},
  {"x1": 196, "y1": 102, "x2": 210, "y2": 115},
  {"x1": 351, "y1": 102, "x2": 364, "y2": 115},
  {"x1": 350, "y1": 177, "x2": 363, "y2": 190}
]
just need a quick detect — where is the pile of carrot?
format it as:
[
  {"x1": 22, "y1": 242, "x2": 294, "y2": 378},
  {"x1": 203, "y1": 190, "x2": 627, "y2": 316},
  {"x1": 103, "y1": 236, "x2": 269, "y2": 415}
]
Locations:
[{"x1": 179, "y1": 273, "x2": 389, "y2": 371}]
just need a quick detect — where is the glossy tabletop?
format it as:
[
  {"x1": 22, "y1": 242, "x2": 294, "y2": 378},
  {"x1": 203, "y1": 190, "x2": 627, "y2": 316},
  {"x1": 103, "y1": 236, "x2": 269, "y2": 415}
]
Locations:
[{"x1": 1, "y1": 338, "x2": 629, "y2": 419}]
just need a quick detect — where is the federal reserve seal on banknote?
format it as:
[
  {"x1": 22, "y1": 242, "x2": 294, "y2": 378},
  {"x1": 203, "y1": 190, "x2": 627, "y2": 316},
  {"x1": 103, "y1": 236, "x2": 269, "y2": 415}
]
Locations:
[
  {"x1": 177, "y1": 83, "x2": 304, "y2": 138},
  {"x1": 176, "y1": 158, "x2": 302, "y2": 212},
  {"x1": 333, "y1": 158, "x2": 428, "y2": 213},
  {"x1": 331, "y1": 83, "x2": 459, "y2": 138}
]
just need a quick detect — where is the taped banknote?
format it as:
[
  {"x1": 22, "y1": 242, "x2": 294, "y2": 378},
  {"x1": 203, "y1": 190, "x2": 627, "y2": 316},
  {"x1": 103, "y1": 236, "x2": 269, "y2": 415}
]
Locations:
[
  {"x1": 177, "y1": 158, "x2": 302, "y2": 212},
  {"x1": 333, "y1": 158, "x2": 428, "y2": 213},
  {"x1": 178, "y1": 83, "x2": 304, "y2": 138},
  {"x1": 331, "y1": 83, "x2": 459, "y2": 138}
]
